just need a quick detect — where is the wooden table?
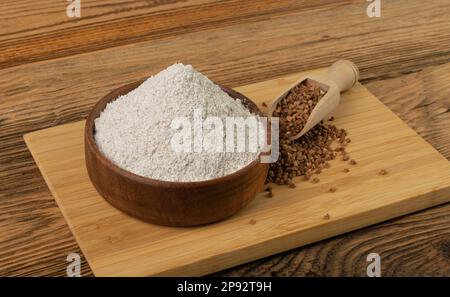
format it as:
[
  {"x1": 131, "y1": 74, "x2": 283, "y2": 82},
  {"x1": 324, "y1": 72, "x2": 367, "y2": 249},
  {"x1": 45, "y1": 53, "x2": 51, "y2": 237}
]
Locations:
[{"x1": 1, "y1": 0, "x2": 449, "y2": 276}]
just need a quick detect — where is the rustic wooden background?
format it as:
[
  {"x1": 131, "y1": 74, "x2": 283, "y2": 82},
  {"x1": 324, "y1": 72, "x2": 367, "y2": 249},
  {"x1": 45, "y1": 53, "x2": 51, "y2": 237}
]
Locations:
[{"x1": 1, "y1": 0, "x2": 449, "y2": 276}]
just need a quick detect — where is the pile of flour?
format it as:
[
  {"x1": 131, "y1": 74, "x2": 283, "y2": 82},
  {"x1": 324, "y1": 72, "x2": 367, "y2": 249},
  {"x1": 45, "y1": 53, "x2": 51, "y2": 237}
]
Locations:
[{"x1": 94, "y1": 63, "x2": 259, "y2": 182}]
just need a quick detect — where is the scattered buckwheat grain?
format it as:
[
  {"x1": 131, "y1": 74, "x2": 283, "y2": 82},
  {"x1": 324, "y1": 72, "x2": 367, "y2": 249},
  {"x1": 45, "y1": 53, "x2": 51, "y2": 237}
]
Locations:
[
  {"x1": 266, "y1": 81, "x2": 351, "y2": 186},
  {"x1": 378, "y1": 169, "x2": 388, "y2": 175}
]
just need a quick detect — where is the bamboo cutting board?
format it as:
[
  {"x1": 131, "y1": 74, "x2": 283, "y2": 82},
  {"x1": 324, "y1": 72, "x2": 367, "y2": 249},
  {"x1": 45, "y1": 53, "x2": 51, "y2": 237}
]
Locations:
[{"x1": 24, "y1": 69, "x2": 450, "y2": 276}]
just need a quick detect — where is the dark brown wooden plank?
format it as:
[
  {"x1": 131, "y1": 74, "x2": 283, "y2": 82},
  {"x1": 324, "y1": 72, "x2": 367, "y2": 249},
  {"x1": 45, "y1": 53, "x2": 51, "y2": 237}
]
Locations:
[
  {"x1": 0, "y1": 0, "x2": 210, "y2": 41},
  {"x1": 1, "y1": 0, "x2": 450, "y2": 72},
  {"x1": 0, "y1": 0, "x2": 346, "y2": 69}
]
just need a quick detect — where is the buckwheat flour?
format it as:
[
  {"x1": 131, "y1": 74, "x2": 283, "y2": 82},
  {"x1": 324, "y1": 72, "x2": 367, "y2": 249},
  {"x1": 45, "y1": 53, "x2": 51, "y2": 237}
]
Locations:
[{"x1": 94, "y1": 63, "x2": 259, "y2": 182}]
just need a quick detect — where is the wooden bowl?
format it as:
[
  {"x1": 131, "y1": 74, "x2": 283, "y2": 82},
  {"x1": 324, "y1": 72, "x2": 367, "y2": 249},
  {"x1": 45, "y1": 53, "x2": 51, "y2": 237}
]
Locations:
[{"x1": 85, "y1": 81, "x2": 269, "y2": 227}]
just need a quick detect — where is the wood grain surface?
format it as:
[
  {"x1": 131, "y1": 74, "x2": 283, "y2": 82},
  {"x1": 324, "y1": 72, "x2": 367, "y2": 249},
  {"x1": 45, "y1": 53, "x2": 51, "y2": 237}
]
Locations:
[
  {"x1": 1, "y1": 0, "x2": 449, "y2": 276},
  {"x1": 23, "y1": 72, "x2": 450, "y2": 276}
]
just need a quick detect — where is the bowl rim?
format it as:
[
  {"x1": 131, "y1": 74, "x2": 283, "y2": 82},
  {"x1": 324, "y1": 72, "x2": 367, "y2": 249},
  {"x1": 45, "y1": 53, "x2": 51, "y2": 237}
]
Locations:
[{"x1": 85, "y1": 80, "x2": 267, "y2": 189}]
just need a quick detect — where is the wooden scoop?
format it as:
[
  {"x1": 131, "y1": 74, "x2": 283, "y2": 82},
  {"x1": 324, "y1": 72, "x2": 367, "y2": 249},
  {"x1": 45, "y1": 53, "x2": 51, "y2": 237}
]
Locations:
[{"x1": 268, "y1": 60, "x2": 359, "y2": 139}]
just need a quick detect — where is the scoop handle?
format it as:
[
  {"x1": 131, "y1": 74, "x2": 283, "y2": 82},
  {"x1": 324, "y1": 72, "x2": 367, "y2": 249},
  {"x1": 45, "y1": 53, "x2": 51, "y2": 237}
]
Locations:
[{"x1": 326, "y1": 60, "x2": 359, "y2": 92}]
